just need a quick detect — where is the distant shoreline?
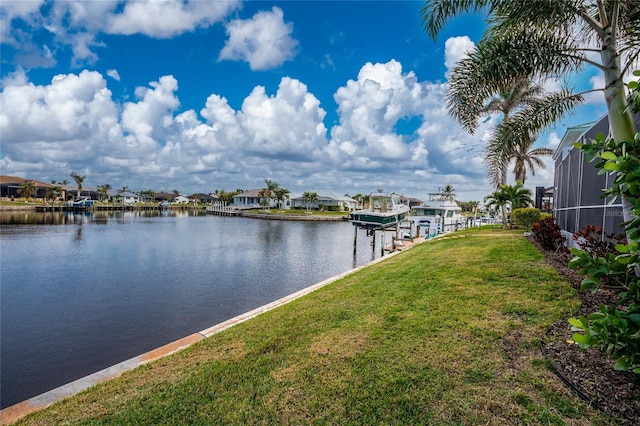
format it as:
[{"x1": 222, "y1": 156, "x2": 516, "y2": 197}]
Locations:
[{"x1": 0, "y1": 205, "x2": 350, "y2": 222}]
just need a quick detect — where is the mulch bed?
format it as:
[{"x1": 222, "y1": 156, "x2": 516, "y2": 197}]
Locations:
[{"x1": 527, "y1": 237, "x2": 640, "y2": 424}]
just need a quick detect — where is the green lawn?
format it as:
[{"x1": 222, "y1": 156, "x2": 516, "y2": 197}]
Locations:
[{"x1": 16, "y1": 231, "x2": 616, "y2": 425}]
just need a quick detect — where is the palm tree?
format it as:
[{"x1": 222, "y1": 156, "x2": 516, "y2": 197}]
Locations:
[
  {"x1": 117, "y1": 186, "x2": 128, "y2": 206},
  {"x1": 44, "y1": 185, "x2": 62, "y2": 205},
  {"x1": 509, "y1": 142, "x2": 554, "y2": 185},
  {"x1": 422, "y1": 0, "x2": 638, "y2": 140},
  {"x1": 502, "y1": 182, "x2": 533, "y2": 210},
  {"x1": 486, "y1": 129, "x2": 555, "y2": 186},
  {"x1": 274, "y1": 187, "x2": 290, "y2": 210},
  {"x1": 17, "y1": 181, "x2": 37, "y2": 200},
  {"x1": 351, "y1": 193, "x2": 368, "y2": 209},
  {"x1": 451, "y1": 69, "x2": 579, "y2": 186},
  {"x1": 484, "y1": 189, "x2": 509, "y2": 227},
  {"x1": 441, "y1": 184, "x2": 456, "y2": 201},
  {"x1": 495, "y1": 182, "x2": 534, "y2": 228},
  {"x1": 259, "y1": 179, "x2": 280, "y2": 210},
  {"x1": 449, "y1": 78, "x2": 551, "y2": 185},
  {"x1": 422, "y1": 0, "x2": 639, "y2": 220},
  {"x1": 52, "y1": 179, "x2": 69, "y2": 201},
  {"x1": 302, "y1": 191, "x2": 319, "y2": 212},
  {"x1": 96, "y1": 184, "x2": 112, "y2": 202},
  {"x1": 70, "y1": 172, "x2": 85, "y2": 200}
]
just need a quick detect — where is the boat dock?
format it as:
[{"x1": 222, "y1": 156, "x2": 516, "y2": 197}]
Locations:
[{"x1": 205, "y1": 202, "x2": 241, "y2": 216}]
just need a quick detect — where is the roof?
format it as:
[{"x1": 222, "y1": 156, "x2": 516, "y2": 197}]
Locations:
[
  {"x1": 0, "y1": 175, "x2": 55, "y2": 188},
  {"x1": 552, "y1": 117, "x2": 602, "y2": 161},
  {"x1": 293, "y1": 190, "x2": 355, "y2": 202},
  {"x1": 233, "y1": 189, "x2": 263, "y2": 198},
  {"x1": 120, "y1": 191, "x2": 140, "y2": 198}
]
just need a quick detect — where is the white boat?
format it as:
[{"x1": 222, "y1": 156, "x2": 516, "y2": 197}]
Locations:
[
  {"x1": 410, "y1": 193, "x2": 465, "y2": 236},
  {"x1": 66, "y1": 197, "x2": 96, "y2": 207},
  {"x1": 349, "y1": 192, "x2": 410, "y2": 229}
]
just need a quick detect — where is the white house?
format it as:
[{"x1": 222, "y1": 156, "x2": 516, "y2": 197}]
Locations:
[
  {"x1": 292, "y1": 190, "x2": 356, "y2": 211},
  {"x1": 232, "y1": 189, "x2": 278, "y2": 209},
  {"x1": 121, "y1": 191, "x2": 141, "y2": 205},
  {"x1": 173, "y1": 195, "x2": 190, "y2": 204}
]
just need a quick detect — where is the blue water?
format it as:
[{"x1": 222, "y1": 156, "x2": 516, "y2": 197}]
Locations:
[{"x1": 0, "y1": 210, "x2": 383, "y2": 408}]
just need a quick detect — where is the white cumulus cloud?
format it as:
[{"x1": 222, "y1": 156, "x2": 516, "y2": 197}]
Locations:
[
  {"x1": 106, "y1": 0, "x2": 239, "y2": 38},
  {"x1": 0, "y1": 63, "x2": 501, "y2": 201},
  {"x1": 219, "y1": 7, "x2": 299, "y2": 71},
  {"x1": 444, "y1": 36, "x2": 475, "y2": 75}
]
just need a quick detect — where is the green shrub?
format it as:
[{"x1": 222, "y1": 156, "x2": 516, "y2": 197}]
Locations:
[
  {"x1": 569, "y1": 128, "x2": 640, "y2": 374},
  {"x1": 540, "y1": 213, "x2": 552, "y2": 220},
  {"x1": 512, "y1": 208, "x2": 540, "y2": 229}
]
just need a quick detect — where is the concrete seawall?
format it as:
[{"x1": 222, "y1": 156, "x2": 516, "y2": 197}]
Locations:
[
  {"x1": 240, "y1": 212, "x2": 348, "y2": 221},
  {"x1": 0, "y1": 239, "x2": 422, "y2": 425}
]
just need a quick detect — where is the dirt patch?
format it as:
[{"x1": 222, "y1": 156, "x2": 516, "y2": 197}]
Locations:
[{"x1": 527, "y1": 236, "x2": 640, "y2": 424}]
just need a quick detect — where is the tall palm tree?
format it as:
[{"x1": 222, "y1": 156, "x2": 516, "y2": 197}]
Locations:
[
  {"x1": 486, "y1": 129, "x2": 555, "y2": 186},
  {"x1": 351, "y1": 193, "x2": 368, "y2": 209},
  {"x1": 70, "y1": 172, "x2": 85, "y2": 200},
  {"x1": 17, "y1": 181, "x2": 37, "y2": 200},
  {"x1": 451, "y1": 67, "x2": 579, "y2": 186},
  {"x1": 117, "y1": 186, "x2": 128, "y2": 205},
  {"x1": 509, "y1": 143, "x2": 554, "y2": 185},
  {"x1": 44, "y1": 185, "x2": 62, "y2": 205},
  {"x1": 52, "y1": 179, "x2": 69, "y2": 201},
  {"x1": 422, "y1": 0, "x2": 639, "y2": 221},
  {"x1": 468, "y1": 200, "x2": 480, "y2": 213},
  {"x1": 441, "y1": 184, "x2": 456, "y2": 201},
  {"x1": 302, "y1": 191, "x2": 318, "y2": 212},
  {"x1": 422, "y1": 0, "x2": 638, "y2": 141},
  {"x1": 96, "y1": 184, "x2": 111, "y2": 202},
  {"x1": 260, "y1": 179, "x2": 280, "y2": 210},
  {"x1": 484, "y1": 188, "x2": 509, "y2": 227},
  {"x1": 449, "y1": 78, "x2": 544, "y2": 135},
  {"x1": 274, "y1": 187, "x2": 290, "y2": 210}
]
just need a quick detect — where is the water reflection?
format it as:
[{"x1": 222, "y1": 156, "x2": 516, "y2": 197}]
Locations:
[
  {"x1": 0, "y1": 209, "x2": 206, "y2": 225},
  {"x1": 1, "y1": 213, "x2": 388, "y2": 408}
]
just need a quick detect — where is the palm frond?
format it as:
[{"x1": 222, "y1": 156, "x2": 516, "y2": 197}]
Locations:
[{"x1": 421, "y1": 0, "x2": 494, "y2": 40}]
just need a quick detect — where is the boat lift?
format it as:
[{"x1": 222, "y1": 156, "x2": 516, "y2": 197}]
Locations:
[{"x1": 350, "y1": 216, "x2": 412, "y2": 259}]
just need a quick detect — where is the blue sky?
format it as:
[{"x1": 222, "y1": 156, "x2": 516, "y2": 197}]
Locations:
[{"x1": 0, "y1": 0, "x2": 607, "y2": 201}]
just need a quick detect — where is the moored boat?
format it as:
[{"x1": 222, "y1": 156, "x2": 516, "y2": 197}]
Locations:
[
  {"x1": 349, "y1": 192, "x2": 410, "y2": 229},
  {"x1": 409, "y1": 193, "x2": 465, "y2": 235},
  {"x1": 66, "y1": 197, "x2": 96, "y2": 207}
]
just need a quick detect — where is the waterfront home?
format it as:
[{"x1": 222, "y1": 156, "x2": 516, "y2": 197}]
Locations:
[
  {"x1": 0, "y1": 175, "x2": 75, "y2": 201},
  {"x1": 232, "y1": 189, "x2": 276, "y2": 209},
  {"x1": 173, "y1": 195, "x2": 190, "y2": 204},
  {"x1": 1, "y1": 176, "x2": 53, "y2": 199},
  {"x1": 400, "y1": 196, "x2": 424, "y2": 209},
  {"x1": 190, "y1": 193, "x2": 217, "y2": 204},
  {"x1": 154, "y1": 192, "x2": 178, "y2": 203},
  {"x1": 121, "y1": 191, "x2": 142, "y2": 205},
  {"x1": 291, "y1": 191, "x2": 356, "y2": 211}
]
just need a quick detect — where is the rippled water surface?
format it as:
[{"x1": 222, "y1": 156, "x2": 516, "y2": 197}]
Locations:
[{"x1": 0, "y1": 210, "x2": 384, "y2": 408}]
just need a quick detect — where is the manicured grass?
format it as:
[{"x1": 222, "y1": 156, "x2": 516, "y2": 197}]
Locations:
[{"x1": 16, "y1": 232, "x2": 616, "y2": 425}]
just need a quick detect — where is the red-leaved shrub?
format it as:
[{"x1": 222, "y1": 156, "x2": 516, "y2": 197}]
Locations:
[{"x1": 532, "y1": 217, "x2": 566, "y2": 252}]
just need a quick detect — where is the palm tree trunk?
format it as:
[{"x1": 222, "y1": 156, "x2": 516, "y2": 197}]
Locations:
[{"x1": 600, "y1": 44, "x2": 637, "y2": 241}]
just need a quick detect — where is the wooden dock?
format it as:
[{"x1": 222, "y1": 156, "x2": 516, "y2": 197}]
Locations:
[{"x1": 205, "y1": 202, "x2": 241, "y2": 216}]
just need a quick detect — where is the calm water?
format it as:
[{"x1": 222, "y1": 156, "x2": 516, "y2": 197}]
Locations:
[{"x1": 0, "y1": 210, "x2": 384, "y2": 408}]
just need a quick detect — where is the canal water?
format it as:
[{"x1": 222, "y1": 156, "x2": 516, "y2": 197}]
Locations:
[{"x1": 0, "y1": 210, "x2": 385, "y2": 408}]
